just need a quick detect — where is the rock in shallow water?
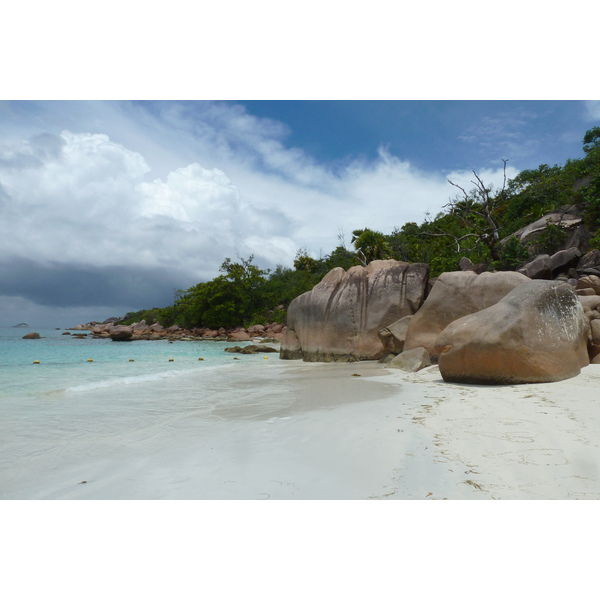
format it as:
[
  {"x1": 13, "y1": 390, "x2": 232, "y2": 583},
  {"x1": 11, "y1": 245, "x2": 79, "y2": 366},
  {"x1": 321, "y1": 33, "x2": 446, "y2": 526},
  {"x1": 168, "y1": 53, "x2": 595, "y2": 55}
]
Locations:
[
  {"x1": 22, "y1": 332, "x2": 40, "y2": 339},
  {"x1": 434, "y1": 280, "x2": 590, "y2": 385},
  {"x1": 224, "y1": 345, "x2": 278, "y2": 354}
]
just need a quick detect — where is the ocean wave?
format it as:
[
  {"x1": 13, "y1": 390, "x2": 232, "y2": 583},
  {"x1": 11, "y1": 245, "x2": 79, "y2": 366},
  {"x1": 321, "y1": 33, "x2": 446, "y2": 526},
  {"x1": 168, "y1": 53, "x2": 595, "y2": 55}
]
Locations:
[{"x1": 65, "y1": 363, "x2": 231, "y2": 393}]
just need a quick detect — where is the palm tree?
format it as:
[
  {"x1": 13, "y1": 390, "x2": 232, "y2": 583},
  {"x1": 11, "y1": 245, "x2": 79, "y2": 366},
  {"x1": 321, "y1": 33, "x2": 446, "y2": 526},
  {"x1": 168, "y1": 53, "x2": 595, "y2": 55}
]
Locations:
[{"x1": 351, "y1": 228, "x2": 392, "y2": 265}]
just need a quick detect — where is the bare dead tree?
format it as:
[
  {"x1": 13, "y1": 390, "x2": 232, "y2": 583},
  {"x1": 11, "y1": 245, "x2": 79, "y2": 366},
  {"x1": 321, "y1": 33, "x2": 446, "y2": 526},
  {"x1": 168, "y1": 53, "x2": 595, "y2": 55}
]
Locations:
[
  {"x1": 441, "y1": 159, "x2": 509, "y2": 262},
  {"x1": 421, "y1": 221, "x2": 481, "y2": 254}
]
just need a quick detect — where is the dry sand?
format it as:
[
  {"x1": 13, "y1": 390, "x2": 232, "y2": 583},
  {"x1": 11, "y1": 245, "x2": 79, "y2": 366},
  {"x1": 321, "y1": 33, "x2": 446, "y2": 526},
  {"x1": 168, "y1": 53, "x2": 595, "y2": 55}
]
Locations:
[
  {"x1": 381, "y1": 362, "x2": 600, "y2": 499},
  {"x1": 4, "y1": 359, "x2": 600, "y2": 500}
]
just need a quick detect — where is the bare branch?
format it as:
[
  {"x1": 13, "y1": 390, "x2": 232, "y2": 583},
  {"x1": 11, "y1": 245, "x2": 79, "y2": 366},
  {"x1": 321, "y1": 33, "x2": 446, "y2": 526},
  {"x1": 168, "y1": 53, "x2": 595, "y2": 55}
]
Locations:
[
  {"x1": 421, "y1": 229, "x2": 480, "y2": 253},
  {"x1": 447, "y1": 179, "x2": 469, "y2": 200}
]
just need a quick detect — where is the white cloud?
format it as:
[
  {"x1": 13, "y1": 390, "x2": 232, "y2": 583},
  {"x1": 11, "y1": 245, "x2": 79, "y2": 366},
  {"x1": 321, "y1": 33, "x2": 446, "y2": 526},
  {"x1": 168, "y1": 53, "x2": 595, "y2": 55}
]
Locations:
[
  {"x1": 138, "y1": 164, "x2": 243, "y2": 222},
  {"x1": 0, "y1": 123, "x2": 513, "y2": 274},
  {"x1": 445, "y1": 165, "x2": 521, "y2": 198},
  {"x1": 0, "y1": 102, "x2": 522, "y2": 325}
]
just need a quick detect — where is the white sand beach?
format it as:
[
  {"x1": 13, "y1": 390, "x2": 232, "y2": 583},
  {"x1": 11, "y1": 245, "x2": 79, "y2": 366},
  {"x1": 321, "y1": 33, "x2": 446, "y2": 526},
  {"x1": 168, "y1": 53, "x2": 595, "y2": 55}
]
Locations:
[
  {"x1": 4, "y1": 359, "x2": 600, "y2": 500},
  {"x1": 378, "y1": 362, "x2": 600, "y2": 500}
]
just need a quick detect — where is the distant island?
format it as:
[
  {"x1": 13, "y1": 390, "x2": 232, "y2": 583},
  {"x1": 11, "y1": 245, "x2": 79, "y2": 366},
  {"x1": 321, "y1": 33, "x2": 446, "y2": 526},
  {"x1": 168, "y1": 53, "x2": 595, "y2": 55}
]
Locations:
[{"x1": 12, "y1": 323, "x2": 29, "y2": 328}]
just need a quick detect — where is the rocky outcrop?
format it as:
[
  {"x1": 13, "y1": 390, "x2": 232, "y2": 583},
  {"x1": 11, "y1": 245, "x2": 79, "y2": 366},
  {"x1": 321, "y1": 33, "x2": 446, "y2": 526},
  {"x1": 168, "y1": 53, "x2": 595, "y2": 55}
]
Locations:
[
  {"x1": 518, "y1": 254, "x2": 552, "y2": 280},
  {"x1": 506, "y1": 205, "x2": 583, "y2": 246},
  {"x1": 378, "y1": 315, "x2": 413, "y2": 355},
  {"x1": 458, "y1": 257, "x2": 488, "y2": 274},
  {"x1": 109, "y1": 325, "x2": 133, "y2": 341},
  {"x1": 387, "y1": 347, "x2": 431, "y2": 372},
  {"x1": 550, "y1": 247, "x2": 581, "y2": 277},
  {"x1": 79, "y1": 320, "x2": 285, "y2": 343},
  {"x1": 403, "y1": 270, "x2": 530, "y2": 359},
  {"x1": 577, "y1": 250, "x2": 600, "y2": 276},
  {"x1": 434, "y1": 280, "x2": 590, "y2": 384},
  {"x1": 224, "y1": 345, "x2": 278, "y2": 354},
  {"x1": 281, "y1": 260, "x2": 430, "y2": 362},
  {"x1": 576, "y1": 275, "x2": 600, "y2": 295},
  {"x1": 228, "y1": 330, "x2": 252, "y2": 341}
]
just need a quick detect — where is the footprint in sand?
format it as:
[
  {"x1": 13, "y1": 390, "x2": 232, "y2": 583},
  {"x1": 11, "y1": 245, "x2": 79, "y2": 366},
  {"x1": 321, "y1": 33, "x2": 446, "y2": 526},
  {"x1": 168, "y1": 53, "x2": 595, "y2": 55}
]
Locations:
[{"x1": 503, "y1": 432, "x2": 536, "y2": 443}]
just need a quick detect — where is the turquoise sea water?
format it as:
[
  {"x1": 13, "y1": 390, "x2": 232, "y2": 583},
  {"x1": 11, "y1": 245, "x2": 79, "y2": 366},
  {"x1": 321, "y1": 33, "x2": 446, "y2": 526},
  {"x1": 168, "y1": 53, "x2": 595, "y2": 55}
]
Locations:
[
  {"x1": 0, "y1": 327, "x2": 290, "y2": 498},
  {"x1": 0, "y1": 327, "x2": 245, "y2": 399}
]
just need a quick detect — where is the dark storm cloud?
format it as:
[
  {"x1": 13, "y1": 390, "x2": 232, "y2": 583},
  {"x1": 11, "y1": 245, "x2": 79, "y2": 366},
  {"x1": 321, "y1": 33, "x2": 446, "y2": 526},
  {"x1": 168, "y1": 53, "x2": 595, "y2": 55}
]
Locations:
[{"x1": 0, "y1": 258, "x2": 189, "y2": 309}]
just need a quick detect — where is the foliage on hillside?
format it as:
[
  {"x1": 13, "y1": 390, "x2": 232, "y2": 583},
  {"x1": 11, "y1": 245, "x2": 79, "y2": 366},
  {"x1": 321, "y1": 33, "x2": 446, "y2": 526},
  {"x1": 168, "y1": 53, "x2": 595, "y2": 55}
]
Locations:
[{"x1": 134, "y1": 127, "x2": 600, "y2": 329}]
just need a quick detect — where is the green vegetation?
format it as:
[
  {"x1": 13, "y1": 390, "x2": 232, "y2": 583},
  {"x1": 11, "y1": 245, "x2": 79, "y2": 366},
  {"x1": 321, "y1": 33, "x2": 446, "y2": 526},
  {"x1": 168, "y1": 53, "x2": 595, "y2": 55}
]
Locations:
[
  {"x1": 156, "y1": 250, "x2": 363, "y2": 329},
  {"x1": 351, "y1": 228, "x2": 392, "y2": 264},
  {"x1": 120, "y1": 308, "x2": 162, "y2": 326},
  {"x1": 133, "y1": 126, "x2": 600, "y2": 329}
]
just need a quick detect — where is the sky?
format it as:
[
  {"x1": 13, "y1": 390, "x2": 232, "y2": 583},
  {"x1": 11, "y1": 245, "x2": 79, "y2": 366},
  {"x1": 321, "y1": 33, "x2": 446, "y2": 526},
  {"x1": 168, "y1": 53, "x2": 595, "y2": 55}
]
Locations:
[
  {"x1": 1, "y1": 2, "x2": 599, "y2": 328},
  {"x1": 1, "y1": 99, "x2": 599, "y2": 327}
]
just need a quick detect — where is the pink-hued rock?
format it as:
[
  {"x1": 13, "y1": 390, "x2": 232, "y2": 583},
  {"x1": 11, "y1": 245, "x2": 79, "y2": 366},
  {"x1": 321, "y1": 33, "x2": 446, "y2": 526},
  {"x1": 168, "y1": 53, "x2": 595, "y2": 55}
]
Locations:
[
  {"x1": 109, "y1": 325, "x2": 133, "y2": 341},
  {"x1": 247, "y1": 324, "x2": 266, "y2": 335},
  {"x1": 228, "y1": 330, "x2": 251, "y2": 341},
  {"x1": 280, "y1": 260, "x2": 429, "y2": 362},
  {"x1": 404, "y1": 270, "x2": 531, "y2": 359},
  {"x1": 579, "y1": 295, "x2": 600, "y2": 313},
  {"x1": 577, "y1": 288, "x2": 597, "y2": 296},
  {"x1": 387, "y1": 347, "x2": 431, "y2": 372},
  {"x1": 435, "y1": 280, "x2": 590, "y2": 385},
  {"x1": 577, "y1": 275, "x2": 600, "y2": 295}
]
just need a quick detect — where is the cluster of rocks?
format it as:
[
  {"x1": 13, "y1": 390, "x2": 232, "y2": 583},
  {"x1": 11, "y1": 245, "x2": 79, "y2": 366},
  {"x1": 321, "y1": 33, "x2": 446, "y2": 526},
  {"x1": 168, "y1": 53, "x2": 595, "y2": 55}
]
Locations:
[
  {"x1": 224, "y1": 344, "x2": 279, "y2": 355},
  {"x1": 68, "y1": 320, "x2": 285, "y2": 343},
  {"x1": 280, "y1": 258, "x2": 600, "y2": 385},
  {"x1": 280, "y1": 260, "x2": 430, "y2": 362}
]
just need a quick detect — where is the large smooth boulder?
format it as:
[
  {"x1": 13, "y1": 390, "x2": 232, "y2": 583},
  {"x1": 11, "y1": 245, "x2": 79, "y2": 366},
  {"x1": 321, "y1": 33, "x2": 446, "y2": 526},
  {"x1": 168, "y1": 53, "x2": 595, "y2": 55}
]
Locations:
[
  {"x1": 109, "y1": 325, "x2": 133, "y2": 341},
  {"x1": 280, "y1": 260, "x2": 429, "y2": 362},
  {"x1": 403, "y1": 270, "x2": 530, "y2": 359},
  {"x1": 435, "y1": 280, "x2": 590, "y2": 384}
]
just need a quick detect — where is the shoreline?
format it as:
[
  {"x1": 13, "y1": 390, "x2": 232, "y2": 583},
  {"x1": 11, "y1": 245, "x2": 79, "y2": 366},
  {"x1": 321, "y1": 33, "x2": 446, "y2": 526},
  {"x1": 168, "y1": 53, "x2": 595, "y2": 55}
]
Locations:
[{"x1": 3, "y1": 357, "x2": 600, "y2": 499}]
